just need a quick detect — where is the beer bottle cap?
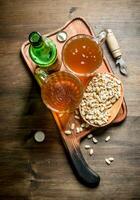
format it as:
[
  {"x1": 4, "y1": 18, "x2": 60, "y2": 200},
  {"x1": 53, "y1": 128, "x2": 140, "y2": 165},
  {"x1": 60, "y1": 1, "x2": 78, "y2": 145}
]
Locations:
[
  {"x1": 34, "y1": 131, "x2": 45, "y2": 142},
  {"x1": 56, "y1": 31, "x2": 67, "y2": 42}
]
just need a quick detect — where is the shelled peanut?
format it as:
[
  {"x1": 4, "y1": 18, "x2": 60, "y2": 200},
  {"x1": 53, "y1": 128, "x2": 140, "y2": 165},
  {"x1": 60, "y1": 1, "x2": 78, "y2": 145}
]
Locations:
[{"x1": 80, "y1": 73, "x2": 122, "y2": 126}]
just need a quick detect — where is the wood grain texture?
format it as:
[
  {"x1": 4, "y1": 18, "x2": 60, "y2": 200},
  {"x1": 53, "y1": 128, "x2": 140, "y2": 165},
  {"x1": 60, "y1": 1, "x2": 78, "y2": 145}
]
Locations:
[
  {"x1": 0, "y1": 0, "x2": 140, "y2": 199},
  {"x1": 21, "y1": 17, "x2": 127, "y2": 188}
]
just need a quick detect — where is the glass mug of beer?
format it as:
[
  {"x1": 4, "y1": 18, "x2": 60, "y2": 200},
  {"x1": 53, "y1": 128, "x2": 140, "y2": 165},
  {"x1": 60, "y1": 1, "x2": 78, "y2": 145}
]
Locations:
[
  {"x1": 62, "y1": 31, "x2": 107, "y2": 77},
  {"x1": 35, "y1": 68, "x2": 83, "y2": 113}
]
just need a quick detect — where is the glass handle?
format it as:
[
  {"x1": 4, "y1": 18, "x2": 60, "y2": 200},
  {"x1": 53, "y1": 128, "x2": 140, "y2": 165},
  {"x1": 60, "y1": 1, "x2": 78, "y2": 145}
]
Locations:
[
  {"x1": 34, "y1": 68, "x2": 48, "y2": 87},
  {"x1": 96, "y1": 30, "x2": 107, "y2": 45}
]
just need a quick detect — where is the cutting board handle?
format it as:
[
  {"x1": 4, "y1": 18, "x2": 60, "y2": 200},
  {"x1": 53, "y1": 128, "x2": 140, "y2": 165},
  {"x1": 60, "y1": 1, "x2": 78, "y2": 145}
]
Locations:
[{"x1": 64, "y1": 136, "x2": 100, "y2": 187}]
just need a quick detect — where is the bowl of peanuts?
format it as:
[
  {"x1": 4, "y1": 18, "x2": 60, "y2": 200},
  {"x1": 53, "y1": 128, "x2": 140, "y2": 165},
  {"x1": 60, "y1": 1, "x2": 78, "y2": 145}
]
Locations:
[{"x1": 79, "y1": 72, "x2": 124, "y2": 127}]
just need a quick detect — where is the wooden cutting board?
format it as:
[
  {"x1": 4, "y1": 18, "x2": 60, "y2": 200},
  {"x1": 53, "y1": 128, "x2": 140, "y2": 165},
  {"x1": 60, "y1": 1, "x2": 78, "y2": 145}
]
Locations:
[{"x1": 21, "y1": 17, "x2": 127, "y2": 187}]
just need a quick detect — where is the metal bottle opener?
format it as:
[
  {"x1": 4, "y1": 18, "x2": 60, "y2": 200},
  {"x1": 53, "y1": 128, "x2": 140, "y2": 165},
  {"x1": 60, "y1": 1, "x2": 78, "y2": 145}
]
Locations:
[{"x1": 106, "y1": 29, "x2": 128, "y2": 76}]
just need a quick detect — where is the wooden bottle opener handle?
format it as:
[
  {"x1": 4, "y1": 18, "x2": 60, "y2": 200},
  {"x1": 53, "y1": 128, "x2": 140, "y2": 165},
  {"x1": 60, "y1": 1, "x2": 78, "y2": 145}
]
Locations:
[{"x1": 106, "y1": 29, "x2": 122, "y2": 59}]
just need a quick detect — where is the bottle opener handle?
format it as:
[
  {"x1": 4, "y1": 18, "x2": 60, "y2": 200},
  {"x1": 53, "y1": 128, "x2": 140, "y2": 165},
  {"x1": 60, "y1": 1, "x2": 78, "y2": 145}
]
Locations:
[{"x1": 106, "y1": 29, "x2": 122, "y2": 59}]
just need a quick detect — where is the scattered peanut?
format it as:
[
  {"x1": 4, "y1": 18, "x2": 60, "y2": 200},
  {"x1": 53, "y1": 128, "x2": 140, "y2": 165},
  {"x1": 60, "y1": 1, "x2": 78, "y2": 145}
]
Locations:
[
  {"x1": 81, "y1": 123, "x2": 86, "y2": 128},
  {"x1": 70, "y1": 123, "x2": 75, "y2": 130},
  {"x1": 108, "y1": 157, "x2": 114, "y2": 162},
  {"x1": 105, "y1": 158, "x2": 111, "y2": 165},
  {"x1": 75, "y1": 115, "x2": 80, "y2": 120},
  {"x1": 105, "y1": 136, "x2": 111, "y2": 142},
  {"x1": 89, "y1": 148, "x2": 94, "y2": 156},
  {"x1": 92, "y1": 137, "x2": 98, "y2": 144},
  {"x1": 75, "y1": 110, "x2": 79, "y2": 115},
  {"x1": 76, "y1": 127, "x2": 83, "y2": 133},
  {"x1": 64, "y1": 130, "x2": 72, "y2": 135},
  {"x1": 79, "y1": 127, "x2": 83, "y2": 132},
  {"x1": 87, "y1": 134, "x2": 93, "y2": 139},
  {"x1": 85, "y1": 145, "x2": 91, "y2": 149},
  {"x1": 76, "y1": 127, "x2": 80, "y2": 133}
]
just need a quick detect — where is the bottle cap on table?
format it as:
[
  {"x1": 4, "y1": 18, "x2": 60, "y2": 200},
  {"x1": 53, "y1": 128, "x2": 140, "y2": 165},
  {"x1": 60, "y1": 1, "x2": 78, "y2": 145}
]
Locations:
[{"x1": 34, "y1": 131, "x2": 45, "y2": 142}]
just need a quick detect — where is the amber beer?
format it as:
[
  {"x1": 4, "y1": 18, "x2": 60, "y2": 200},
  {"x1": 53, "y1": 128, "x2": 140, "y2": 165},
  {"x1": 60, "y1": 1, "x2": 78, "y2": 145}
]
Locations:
[
  {"x1": 62, "y1": 34, "x2": 103, "y2": 76},
  {"x1": 35, "y1": 69, "x2": 83, "y2": 113}
]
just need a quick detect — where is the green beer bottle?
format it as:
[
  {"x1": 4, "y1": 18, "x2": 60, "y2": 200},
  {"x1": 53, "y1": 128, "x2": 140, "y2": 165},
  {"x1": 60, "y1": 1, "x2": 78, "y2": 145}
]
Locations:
[{"x1": 29, "y1": 32, "x2": 60, "y2": 70}]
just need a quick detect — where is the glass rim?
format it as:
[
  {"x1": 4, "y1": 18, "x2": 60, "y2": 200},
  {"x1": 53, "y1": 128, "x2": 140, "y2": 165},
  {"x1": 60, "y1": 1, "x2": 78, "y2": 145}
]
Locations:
[{"x1": 62, "y1": 33, "x2": 103, "y2": 77}]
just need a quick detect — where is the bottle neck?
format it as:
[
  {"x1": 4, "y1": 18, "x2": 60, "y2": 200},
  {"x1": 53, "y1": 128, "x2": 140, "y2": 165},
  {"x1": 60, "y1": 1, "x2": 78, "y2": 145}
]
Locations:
[
  {"x1": 29, "y1": 31, "x2": 44, "y2": 47},
  {"x1": 33, "y1": 40, "x2": 44, "y2": 48},
  {"x1": 28, "y1": 31, "x2": 57, "y2": 68},
  {"x1": 34, "y1": 68, "x2": 48, "y2": 87}
]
